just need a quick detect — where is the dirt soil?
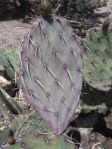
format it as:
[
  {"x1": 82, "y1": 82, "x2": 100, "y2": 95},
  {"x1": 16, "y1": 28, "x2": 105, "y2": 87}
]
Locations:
[
  {"x1": 0, "y1": 20, "x2": 32, "y2": 49},
  {"x1": 95, "y1": 0, "x2": 112, "y2": 26}
]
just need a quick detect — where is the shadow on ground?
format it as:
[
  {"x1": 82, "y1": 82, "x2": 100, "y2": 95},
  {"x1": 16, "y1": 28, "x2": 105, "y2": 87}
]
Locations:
[
  {"x1": 81, "y1": 82, "x2": 112, "y2": 108},
  {"x1": 67, "y1": 110, "x2": 112, "y2": 148}
]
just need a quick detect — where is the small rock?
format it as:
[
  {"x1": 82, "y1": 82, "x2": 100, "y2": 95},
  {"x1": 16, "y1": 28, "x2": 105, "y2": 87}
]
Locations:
[{"x1": 0, "y1": 76, "x2": 11, "y2": 88}]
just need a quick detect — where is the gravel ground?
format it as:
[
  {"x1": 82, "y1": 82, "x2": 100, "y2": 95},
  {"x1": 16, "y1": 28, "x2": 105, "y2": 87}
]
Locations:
[{"x1": 0, "y1": 20, "x2": 32, "y2": 49}]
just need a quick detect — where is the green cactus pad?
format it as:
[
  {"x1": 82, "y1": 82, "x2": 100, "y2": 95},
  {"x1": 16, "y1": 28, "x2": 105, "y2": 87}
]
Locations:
[
  {"x1": 9, "y1": 114, "x2": 28, "y2": 133},
  {"x1": 83, "y1": 28, "x2": 112, "y2": 91},
  {"x1": 4, "y1": 45, "x2": 19, "y2": 73},
  {"x1": 17, "y1": 112, "x2": 49, "y2": 136},
  {"x1": 2, "y1": 133, "x2": 75, "y2": 149},
  {"x1": 10, "y1": 112, "x2": 49, "y2": 137},
  {"x1": 4, "y1": 45, "x2": 20, "y2": 86},
  {"x1": 81, "y1": 0, "x2": 105, "y2": 5},
  {"x1": 0, "y1": 48, "x2": 10, "y2": 67},
  {"x1": 1, "y1": 112, "x2": 49, "y2": 146},
  {"x1": 0, "y1": 128, "x2": 11, "y2": 146},
  {"x1": 0, "y1": 88, "x2": 22, "y2": 115},
  {"x1": 20, "y1": 16, "x2": 83, "y2": 135}
]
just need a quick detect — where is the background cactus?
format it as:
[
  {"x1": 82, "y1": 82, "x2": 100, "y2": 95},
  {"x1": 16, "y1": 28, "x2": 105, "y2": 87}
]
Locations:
[
  {"x1": 4, "y1": 45, "x2": 20, "y2": 87},
  {"x1": 1, "y1": 111, "x2": 75, "y2": 149},
  {"x1": 10, "y1": 112, "x2": 49, "y2": 137},
  {"x1": 20, "y1": 16, "x2": 83, "y2": 135},
  {"x1": 0, "y1": 88, "x2": 24, "y2": 146},
  {"x1": 0, "y1": 128, "x2": 11, "y2": 146},
  {"x1": 0, "y1": 45, "x2": 19, "y2": 88},
  {"x1": 0, "y1": 88, "x2": 22, "y2": 115},
  {"x1": 0, "y1": 45, "x2": 24, "y2": 146},
  {"x1": 4, "y1": 45, "x2": 19, "y2": 74},
  {"x1": 2, "y1": 133, "x2": 75, "y2": 149},
  {"x1": 0, "y1": 111, "x2": 48, "y2": 146},
  {"x1": 83, "y1": 27, "x2": 112, "y2": 91}
]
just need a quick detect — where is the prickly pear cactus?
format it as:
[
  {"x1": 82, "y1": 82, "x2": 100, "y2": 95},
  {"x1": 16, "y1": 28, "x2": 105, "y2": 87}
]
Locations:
[
  {"x1": 0, "y1": 128, "x2": 11, "y2": 146},
  {"x1": 6, "y1": 111, "x2": 69, "y2": 149},
  {"x1": 4, "y1": 45, "x2": 20, "y2": 86},
  {"x1": 20, "y1": 16, "x2": 83, "y2": 135},
  {"x1": 0, "y1": 88, "x2": 23, "y2": 146},
  {"x1": 4, "y1": 45, "x2": 19, "y2": 73},
  {"x1": 0, "y1": 111, "x2": 49, "y2": 147},
  {"x1": 10, "y1": 112, "x2": 49, "y2": 137},
  {"x1": 0, "y1": 48, "x2": 10, "y2": 67},
  {"x1": 2, "y1": 133, "x2": 75, "y2": 149},
  {"x1": 83, "y1": 27, "x2": 112, "y2": 91},
  {"x1": 9, "y1": 114, "x2": 28, "y2": 133},
  {"x1": 0, "y1": 88, "x2": 22, "y2": 115}
]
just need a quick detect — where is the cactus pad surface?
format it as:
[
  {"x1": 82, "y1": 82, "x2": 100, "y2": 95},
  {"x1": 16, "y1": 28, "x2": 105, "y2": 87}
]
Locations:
[
  {"x1": 2, "y1": 133, "x2": 75, "y2": 149},
  {"x1": 4, "y1": 45, "x2": 19, "y2": 73},
  {"x1": 20, "y1": 16, "x2": 83, "y2": 135},
  {"x1": 10, "y1": 112, "x2": 49, "y2": 137},
  {"x1": 83, "y1": 28, "x2": 112, "y2": 91}
]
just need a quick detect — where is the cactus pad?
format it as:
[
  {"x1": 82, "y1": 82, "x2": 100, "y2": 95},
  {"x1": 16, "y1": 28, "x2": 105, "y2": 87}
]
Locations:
[
  {"x1": 2, "y1": 133, "x2": 75, "y2": 149},
  {"x1": 20, "y1": 16, "x2": 83, "y2": 135},
  {"x1": 10, "y1": 112, "x2": 49, "y2": 137},
  {"x1": 0, "y1": 128, "x2": 11, "y2": 146},
  {"x1": 83, "y1": 28, "x2": 112, "y2": 91},
  {"x1": 4, "y1": 45, "x2": 19, "y2": 73}
]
